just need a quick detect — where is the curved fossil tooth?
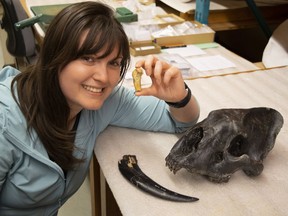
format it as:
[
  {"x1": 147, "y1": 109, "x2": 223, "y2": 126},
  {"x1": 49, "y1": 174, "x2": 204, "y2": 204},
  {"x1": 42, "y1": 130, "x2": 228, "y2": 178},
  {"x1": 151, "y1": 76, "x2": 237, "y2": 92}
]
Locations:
[{"x1": 118, "y1": 155, "x2": 199, "y2": 202}]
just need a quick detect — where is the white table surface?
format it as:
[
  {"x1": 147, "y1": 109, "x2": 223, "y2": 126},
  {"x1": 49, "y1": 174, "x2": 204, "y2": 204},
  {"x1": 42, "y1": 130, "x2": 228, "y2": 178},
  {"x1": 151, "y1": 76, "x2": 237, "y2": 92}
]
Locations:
[{"x1": 95, "y1": 66, "x2": 288, "y2": 216}]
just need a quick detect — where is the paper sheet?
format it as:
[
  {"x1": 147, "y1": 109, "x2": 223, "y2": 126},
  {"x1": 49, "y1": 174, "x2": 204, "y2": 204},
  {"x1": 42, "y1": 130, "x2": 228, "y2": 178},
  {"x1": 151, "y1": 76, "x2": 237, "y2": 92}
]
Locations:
[
  {"x1": 162, "y1": 45, "x2": 206, "y2": 57},
  {"x1": 187, "y1": 54, "x2": 236, "y2": 71}
]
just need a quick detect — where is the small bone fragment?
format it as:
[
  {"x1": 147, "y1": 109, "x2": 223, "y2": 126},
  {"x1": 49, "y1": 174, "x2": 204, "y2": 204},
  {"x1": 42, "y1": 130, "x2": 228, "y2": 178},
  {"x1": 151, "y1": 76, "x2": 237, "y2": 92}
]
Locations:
[{"x1": 132, "y1": 67, "x2": 143, "y2": 92}]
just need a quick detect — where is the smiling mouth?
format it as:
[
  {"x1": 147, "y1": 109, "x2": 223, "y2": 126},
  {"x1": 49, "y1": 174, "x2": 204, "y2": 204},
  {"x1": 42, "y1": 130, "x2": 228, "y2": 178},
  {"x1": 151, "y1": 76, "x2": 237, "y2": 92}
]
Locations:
[{"x1": 82, "y1": 85, "x2": 103, "y2": 93}]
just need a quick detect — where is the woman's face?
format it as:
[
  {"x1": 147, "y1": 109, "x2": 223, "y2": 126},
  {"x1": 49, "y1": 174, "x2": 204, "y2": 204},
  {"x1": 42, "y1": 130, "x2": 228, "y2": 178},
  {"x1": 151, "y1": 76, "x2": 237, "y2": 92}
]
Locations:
[{"x1": 59, "y1": 45, "x2": 123, "y2": 117}]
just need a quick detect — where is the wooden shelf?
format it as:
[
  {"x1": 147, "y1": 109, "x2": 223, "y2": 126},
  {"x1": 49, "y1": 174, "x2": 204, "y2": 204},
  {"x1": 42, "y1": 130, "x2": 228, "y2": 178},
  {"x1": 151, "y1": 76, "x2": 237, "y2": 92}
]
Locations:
[{"x1": 157, "y1": 1, "x2": 288, "y2": 32}]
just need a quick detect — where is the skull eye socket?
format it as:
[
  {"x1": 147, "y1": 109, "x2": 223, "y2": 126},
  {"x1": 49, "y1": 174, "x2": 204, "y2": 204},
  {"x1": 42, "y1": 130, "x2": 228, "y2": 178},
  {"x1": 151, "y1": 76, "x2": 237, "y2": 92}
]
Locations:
[
  {"x1": 214, "y1": 151, "x2": 224, "y2": 163},
  {"x1": 228, "y1": 134, "x2": 248, "y2": 157},
  {"x1": 181, "y1": 127, "x2": 203, "y2": 155}
]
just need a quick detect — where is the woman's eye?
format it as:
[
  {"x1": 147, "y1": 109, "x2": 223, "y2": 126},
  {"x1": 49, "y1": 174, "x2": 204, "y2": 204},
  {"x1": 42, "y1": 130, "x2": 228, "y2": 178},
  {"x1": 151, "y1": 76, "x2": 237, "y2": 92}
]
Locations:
[
  {"x1": 81, "y1": 56, "x2": 95, "y2": 62},
  {"x1": 109, "y1": 60, "x2": 121, "y2": 68}
]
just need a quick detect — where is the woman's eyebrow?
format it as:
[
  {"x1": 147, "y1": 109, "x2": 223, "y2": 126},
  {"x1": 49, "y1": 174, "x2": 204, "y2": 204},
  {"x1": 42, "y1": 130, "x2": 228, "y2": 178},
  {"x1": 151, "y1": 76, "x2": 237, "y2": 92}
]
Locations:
[{"x1": 108, "y1": 55, "x2": 123, "y2": 61}]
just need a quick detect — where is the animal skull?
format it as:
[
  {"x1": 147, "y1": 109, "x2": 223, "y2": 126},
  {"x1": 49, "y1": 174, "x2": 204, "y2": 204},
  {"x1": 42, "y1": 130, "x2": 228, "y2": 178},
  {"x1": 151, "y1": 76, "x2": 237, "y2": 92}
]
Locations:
[{"x1": 165, "y1": 108, "x2": 284, "y2": 183}]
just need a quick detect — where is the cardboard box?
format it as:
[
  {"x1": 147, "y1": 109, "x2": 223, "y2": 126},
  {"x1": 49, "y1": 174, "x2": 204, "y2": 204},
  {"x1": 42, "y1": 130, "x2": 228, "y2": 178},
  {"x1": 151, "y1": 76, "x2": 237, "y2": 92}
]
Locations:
[
  {"x1": 152, "y1": 22, "x2": 215, "y2": 46},
  {"x1": 154, "y1": 14, "x2": 185, "y2": 27},
  {"x1": 130, "y1": 41, "x2": 161, "y2": 56},
  {"x1": 138, "y1": 0, "x2": 155, "y2": 5}
]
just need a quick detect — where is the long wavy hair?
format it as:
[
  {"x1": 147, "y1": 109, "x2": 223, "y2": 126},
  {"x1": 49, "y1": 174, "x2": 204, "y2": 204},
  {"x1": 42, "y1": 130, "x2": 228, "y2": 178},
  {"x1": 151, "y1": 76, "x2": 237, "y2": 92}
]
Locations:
[{"x1": 11, "y1": 1, "x2": 130, "y2": 171}]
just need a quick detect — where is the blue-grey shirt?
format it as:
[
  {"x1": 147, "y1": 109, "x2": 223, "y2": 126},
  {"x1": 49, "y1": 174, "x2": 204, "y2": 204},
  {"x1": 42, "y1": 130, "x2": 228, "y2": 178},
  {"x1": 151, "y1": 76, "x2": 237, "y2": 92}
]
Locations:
[{"x1": 0, "y1": 66, "x2": 197, "y2": 215}]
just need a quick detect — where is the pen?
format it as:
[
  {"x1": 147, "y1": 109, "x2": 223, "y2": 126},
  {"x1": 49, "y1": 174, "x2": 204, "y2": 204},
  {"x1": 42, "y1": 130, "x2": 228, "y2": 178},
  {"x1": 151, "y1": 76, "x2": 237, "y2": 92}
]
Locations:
[{"x1": 161, "y1": 44, "x2": 187, "y2": 49}]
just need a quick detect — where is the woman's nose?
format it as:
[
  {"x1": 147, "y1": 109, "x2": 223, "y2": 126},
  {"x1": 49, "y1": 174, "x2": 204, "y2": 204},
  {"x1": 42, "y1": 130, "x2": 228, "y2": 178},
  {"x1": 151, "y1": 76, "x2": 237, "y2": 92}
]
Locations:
[{"x1": 92, "y1": 64, "x2": 109, "y2": 82}]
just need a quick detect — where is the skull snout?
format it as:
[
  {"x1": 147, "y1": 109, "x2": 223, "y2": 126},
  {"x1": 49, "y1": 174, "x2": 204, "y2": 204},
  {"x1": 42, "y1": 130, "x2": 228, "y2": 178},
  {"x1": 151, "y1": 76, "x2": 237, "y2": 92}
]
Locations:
[{"x1": 165, "y1": 127, "x2": 203, "y2": 173}]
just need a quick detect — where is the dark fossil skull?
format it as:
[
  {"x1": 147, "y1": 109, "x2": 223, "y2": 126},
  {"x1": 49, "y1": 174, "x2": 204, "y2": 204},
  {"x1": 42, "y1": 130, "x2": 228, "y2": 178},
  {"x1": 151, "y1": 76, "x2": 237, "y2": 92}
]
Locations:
[{"x1": 165, "y1": 108, "x2": 284, "y2": 183}]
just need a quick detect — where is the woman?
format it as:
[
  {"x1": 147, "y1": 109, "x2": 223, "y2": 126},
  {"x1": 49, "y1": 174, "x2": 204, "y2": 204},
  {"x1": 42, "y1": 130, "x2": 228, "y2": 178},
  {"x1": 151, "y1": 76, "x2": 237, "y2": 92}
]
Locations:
[{"x1": 0, "y1": 1, "x2": 199, "y2": 215}]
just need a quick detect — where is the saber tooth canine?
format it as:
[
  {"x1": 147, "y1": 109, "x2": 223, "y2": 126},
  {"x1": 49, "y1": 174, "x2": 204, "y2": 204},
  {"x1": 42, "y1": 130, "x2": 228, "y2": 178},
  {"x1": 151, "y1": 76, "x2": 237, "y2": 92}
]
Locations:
[{"x1": 118, "y1": 155, "x2": 199, "y2": 202}]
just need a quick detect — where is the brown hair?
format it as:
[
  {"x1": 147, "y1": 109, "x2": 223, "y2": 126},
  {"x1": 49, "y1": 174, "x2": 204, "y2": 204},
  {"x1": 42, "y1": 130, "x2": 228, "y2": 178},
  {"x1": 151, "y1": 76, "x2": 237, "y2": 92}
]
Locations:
[{"x1": 11, "y1": 1, "x2": 130, "y2": 171}]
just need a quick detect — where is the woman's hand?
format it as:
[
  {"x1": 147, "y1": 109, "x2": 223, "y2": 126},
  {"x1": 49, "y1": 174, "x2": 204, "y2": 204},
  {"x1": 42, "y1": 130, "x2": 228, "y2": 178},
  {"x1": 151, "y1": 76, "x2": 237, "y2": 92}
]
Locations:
[
  {"x1": 134, "y1": 55, "x2": 187, "y2": 103},
  {"x1": 134, "y1": 55, "x2": 200, "y2": 123}
]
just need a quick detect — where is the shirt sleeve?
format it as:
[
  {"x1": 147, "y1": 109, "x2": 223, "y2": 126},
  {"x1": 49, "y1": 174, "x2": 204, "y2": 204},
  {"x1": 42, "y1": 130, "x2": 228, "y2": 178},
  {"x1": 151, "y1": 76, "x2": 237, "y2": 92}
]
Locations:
[
  {"x1": 0, "y1": 66, "x2": 20, "y2": 82},
  {"x1": 105, "y1": 86, "x2": 197, "y2": 133},
  {"x1": 0, "y1": 117, "x2": 15, "y2": 193}
]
